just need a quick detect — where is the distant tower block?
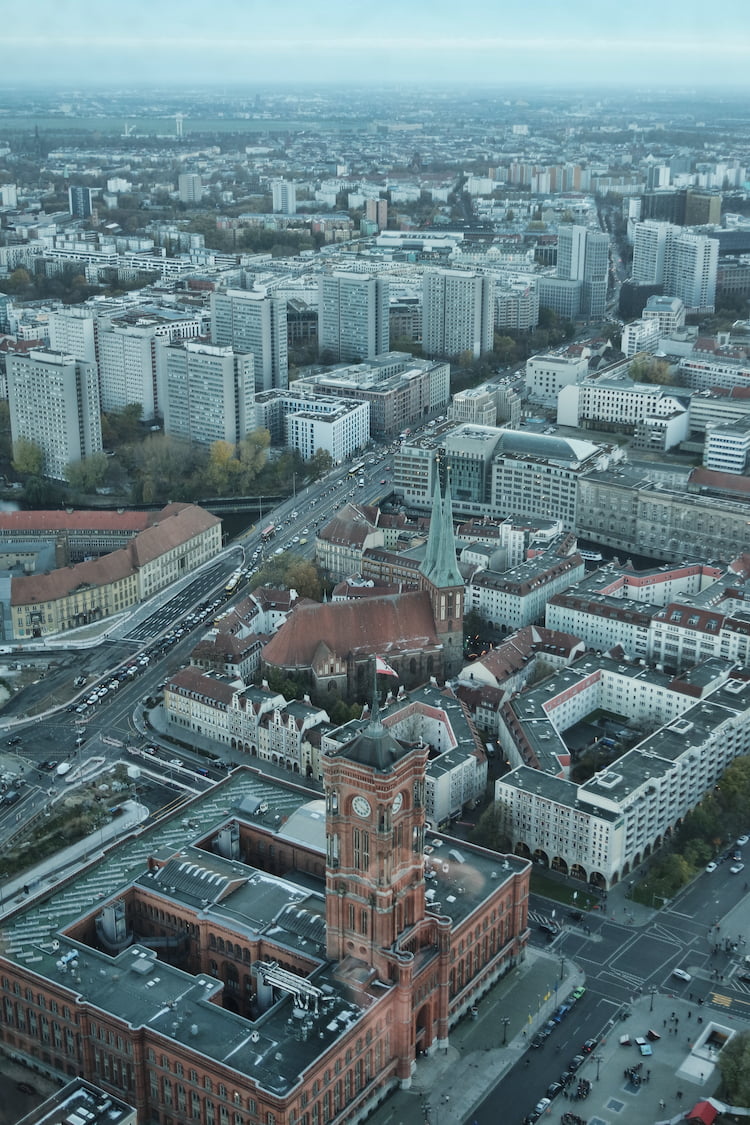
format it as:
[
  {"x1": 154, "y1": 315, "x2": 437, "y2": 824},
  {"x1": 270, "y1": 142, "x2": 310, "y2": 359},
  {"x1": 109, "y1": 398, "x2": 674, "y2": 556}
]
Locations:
[{"x1": 175, "y1": 113, "x2": 184, "y2": 138}]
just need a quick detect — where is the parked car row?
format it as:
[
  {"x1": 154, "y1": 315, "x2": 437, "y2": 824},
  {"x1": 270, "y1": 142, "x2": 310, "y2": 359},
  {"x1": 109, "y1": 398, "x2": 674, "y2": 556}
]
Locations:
[{"x1": 529, "y1": 985, "x2": 586, "y2": 1048}]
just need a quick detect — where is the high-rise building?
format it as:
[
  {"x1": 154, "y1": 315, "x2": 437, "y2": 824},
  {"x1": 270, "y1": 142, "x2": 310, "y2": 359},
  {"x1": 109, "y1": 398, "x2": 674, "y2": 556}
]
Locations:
[
  {"x1": 365, "y1": 197, "x2": 388, "y2": 230},
  {"x1": 68, "y1": 185, "x2": 93, "y2": 219},
  {"x1": 556, "y1": 225, "x2": 610, "y2": 319},
  {"x1": 422, "y1": 268, "x2": 494, "y2": 360},
  {"x1": 318, "y1": 271, "x2": 390, "y2": 363},
  {"x1": 7, "y1": 349, "x2": 102, "y2": 479},
  {"x1": 96, "y1": 312, "x2": 205, "y2": 421},
  {"x1": 670, "y1": 231, "x2": 719, "y2": 312},
  {"x1": 271, "y1": 179, "x2": 297, "y2": 214},
  {"x1": 48, "y1": 307, "x2": 97, "y2": 365},
  {"x1": 161, "y1": 340, "x2": 254, "y2": 447},
  {"x1": 210, "y1": 289, "x2": 288, "y2": 391},
  {"x1": 632, "y1": 221, "x2": 719, "y2": 312},
  {"x1": 178, "y1": 173, "x2": 203, "y2": 204}
]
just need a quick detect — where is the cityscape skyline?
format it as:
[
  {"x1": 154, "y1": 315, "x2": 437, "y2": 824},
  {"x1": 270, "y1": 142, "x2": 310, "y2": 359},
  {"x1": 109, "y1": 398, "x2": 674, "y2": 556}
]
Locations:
[{"x1": 2, "y1": 0, "x2": 750, "y2": 89}]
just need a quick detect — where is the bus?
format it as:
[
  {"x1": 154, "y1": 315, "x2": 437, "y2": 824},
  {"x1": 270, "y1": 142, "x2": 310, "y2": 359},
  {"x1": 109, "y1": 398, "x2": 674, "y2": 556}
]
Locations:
[
  {"x1": 348, "y1": 462, "x2": 365, "y2": 477},
  {"x1": 261, "y1": 523, "x2": 276, "y2": 542},
  {"x1": 224, "y1": 569, "x2": 242, "y2": 596}
]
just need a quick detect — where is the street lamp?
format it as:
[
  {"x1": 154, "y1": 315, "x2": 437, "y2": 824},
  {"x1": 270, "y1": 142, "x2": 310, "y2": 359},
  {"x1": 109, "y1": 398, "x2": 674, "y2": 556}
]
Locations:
[
  {"x1": 650, "y1": 986, "x2": 657, "y2": 1012},
  {"x1": 500, "y1": 1016, "x2": 510, "y2": 1045},
  {"x1": 559, "y1": 954, "x2": 565, "y2": 981},
  {"x1": 594, "y1": 1054, "x2": 603, "y2": 1081}
]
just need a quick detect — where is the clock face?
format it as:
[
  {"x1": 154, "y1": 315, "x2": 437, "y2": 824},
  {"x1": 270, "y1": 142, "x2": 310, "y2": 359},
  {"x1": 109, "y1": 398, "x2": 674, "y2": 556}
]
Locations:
[
  {"x1": 392, "y1": 791, "x2": 403, "y2": 814},
  {"x1": 352, "y1": 796, "x2": 371, "y2": 818}
]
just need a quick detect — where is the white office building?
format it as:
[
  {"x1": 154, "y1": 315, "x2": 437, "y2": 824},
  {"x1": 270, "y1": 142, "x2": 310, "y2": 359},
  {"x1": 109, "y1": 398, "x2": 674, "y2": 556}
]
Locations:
[
  {"x1": 621, "y1": 319, "x2": 660, "y2": 358},
  {"x1": 178, "y1": 173, "x2": 203, "y2": 204},
  {"x1": 48, "y1": 307, "x2": 97, "y2": 365},
  {"x1": 7, "y1": 349, "x2": 102, "y2": 480},
  {"x1": 525, "y1": 349, "x2": 590, "y2": 407},
  {"x1": 556, "y1": 225, "x2": 610, "y2": 319},
  {"x1": 210, "y1": 289, "x2": 288, "y2": 392},
  {"x1": 161, "y1": 340, "x2": 255, "y2": 447},
  {"x1": 632, "y1": 221, "x2": 719, "y2": 312},
  {"x1": 317, "y1": 271, "x2": 390, "y2": 363},
  {"x1": 271, "y1": 180, "x2": 297, "y2": 214},
  {"x1": 422, "y1": 268, "x2": 494, "y2": 360},
  {"x1": 703, "y1": 420, "x2": 750, "y2": 474},
  {"x1": 253, "y1": 386, "x2": 369, "y2": 463}
]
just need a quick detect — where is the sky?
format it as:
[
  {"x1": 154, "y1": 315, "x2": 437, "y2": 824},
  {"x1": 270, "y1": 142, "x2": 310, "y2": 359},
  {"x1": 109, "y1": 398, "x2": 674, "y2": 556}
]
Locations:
[{"x1": 2, "y1": 0, "x2": 750, "y2": 89}]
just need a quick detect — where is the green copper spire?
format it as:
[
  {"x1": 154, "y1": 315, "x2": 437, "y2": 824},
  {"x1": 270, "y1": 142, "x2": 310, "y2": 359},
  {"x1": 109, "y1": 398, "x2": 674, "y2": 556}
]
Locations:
[{"x1": 420, "y1": 462, "x2": 462, "y2": 589}]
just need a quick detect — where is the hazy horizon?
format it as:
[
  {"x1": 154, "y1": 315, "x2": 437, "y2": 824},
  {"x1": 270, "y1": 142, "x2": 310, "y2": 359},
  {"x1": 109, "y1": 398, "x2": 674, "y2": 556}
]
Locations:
[{"x1": 2, "y1": 0, "x2": 749, "y2": 91}]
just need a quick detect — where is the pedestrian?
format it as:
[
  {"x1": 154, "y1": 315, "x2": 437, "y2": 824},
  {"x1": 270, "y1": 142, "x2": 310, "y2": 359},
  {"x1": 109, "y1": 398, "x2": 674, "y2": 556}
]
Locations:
[
  {"x1": 663, "y1": 1019, "x2": 667, "y2": 1028},
  {"x1": 688, "y1": 1011, "x2": 691, "y2": 1019},
  {"x1": 689, "y1": 991, "x2": 693, "y2": 1001},
  {"x1": 660, "y1": 1099, "x2": 666, "y2": 1110},
  {"x1": 647, "y1": 1069, "x2": 650, "y2": 1079}
]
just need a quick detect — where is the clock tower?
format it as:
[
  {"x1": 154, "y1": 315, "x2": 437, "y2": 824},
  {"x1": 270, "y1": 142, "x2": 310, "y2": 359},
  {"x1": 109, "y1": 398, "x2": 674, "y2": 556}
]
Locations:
[{"x1": 323, "y1": 688, "x2": 429, "y2": 979}]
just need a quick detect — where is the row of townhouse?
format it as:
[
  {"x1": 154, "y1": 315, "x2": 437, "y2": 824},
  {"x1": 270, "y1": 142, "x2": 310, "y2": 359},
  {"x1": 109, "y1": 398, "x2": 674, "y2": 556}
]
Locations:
[{"x1": 164, "y1": 668, "x2": 330, "y2": 777}]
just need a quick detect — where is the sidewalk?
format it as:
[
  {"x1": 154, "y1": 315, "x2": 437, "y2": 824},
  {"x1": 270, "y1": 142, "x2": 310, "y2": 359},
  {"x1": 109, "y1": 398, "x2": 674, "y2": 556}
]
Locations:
[{"x1": 364, "y1": 947, "x2": 585, "y2": 1125}]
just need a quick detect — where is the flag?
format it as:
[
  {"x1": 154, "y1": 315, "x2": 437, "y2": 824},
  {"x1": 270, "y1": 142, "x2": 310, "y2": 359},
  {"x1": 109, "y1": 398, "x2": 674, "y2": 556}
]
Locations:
[{"x1": 376, "y1": 655, "x2": 398, "y2": 677}]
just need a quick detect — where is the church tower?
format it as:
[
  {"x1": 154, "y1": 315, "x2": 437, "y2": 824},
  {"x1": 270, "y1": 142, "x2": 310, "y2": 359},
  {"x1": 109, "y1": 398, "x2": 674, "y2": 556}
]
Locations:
[
  {"x1": 419, "y1": 467, "x2": 464, "y2": 677},
  {"x1": 323, "y1": 677, "x2": 429, "y2": 979}
]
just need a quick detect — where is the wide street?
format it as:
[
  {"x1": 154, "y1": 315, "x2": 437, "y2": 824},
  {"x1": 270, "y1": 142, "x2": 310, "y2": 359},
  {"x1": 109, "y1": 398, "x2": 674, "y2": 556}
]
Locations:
[{"x1": 0, "y1": 449, "x2": 394, "y2": 851}]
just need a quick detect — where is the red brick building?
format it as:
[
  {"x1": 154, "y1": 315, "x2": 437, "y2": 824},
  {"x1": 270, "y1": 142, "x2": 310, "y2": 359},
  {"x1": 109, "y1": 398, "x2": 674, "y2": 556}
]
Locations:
[{"x1": 0, "y1": 715, "x2": 530, "y2": 1124}]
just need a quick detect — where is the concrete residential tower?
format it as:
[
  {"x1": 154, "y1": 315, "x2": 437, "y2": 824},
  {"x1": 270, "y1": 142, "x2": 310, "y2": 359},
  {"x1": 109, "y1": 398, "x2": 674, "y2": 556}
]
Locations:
[
  {"x1": 210, "y1": 289, "x2": 288, "y2": 391},
  {"x1": 318, "y1": 271, "x2": 390, "y2": 363},
  {"x1": 422, "y1": 269, "x2": 494, "y2": 359}
]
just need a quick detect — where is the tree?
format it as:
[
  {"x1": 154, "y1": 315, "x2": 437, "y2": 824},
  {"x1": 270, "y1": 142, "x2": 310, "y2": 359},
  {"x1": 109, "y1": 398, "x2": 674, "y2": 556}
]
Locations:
[
  {"x1": 65, "y1": 452, "x2": 109, "y2": 492},
  {"x1": 12, "y1": 438, "x2": 44, "y2": 478},
  {"x1": 207, "y1": 440, "x2": 241, "y2": 493},
  {"x1": 718, "y1": 1030, "x2": 750, "y2": 1104},
  {"x1": 309, "y1": 448, "x2": 333, "y2": 479},
  {"x1": 101, "y1": 403, "x2": 143, "y2": 447},
  {"x1": 471, "y1": 803, "x2": 511, "y2": 853},
  {"x1": 629, "y1": 356, "x2": 673, "y2": 385}
]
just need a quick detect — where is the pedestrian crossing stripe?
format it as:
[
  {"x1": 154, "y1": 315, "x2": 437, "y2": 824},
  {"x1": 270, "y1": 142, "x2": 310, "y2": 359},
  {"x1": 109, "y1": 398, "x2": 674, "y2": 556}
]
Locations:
[{"x1": 711, "y1": 993, "x2": 732, "y2": 1007}]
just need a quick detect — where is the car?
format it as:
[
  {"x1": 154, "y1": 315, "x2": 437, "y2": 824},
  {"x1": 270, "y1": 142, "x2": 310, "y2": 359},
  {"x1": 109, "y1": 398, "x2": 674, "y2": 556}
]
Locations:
[
  {"x1": 672, "y1": 967, "x2": 692, "y2": 982},
  {"x1": 739, "y1": 973, "x2": 750, "y2": 985},
  {"x1": 6, "y1": 736, "x2": 21, "y2": 746},
  {"x1": 570, "y1": 985, "x2": 586, "y2": 1001},
  {"x1": 568, "y1": 909, "x2": 584, "y2": 921},
  {"x1": 546, "y1": 1081, "x2": 564, "y2": 1100},
  {"x1": 530, "y1": 1032, "x2": 547, "y2": 1048},
  {"x1": 39, "y1": 760, "x2": 58, "y2": 771},
  {"x1": 737, "y1": 835, "x2": 749, "y2": 846},
  {"x1": 169, "y1": 758, "x2": 184, "y2": 768},
  {"x1": 532, "y1": 1098, "x2": 551, "y2": 1119},
  {"x1": 568, "y1": 1054, "x2": 586, "y2": 1072},
  {"x1": 582, "y1": 1037, "x2": 598, "y2": 1053},
  {"x1": 16, "y1": 1082, "x2": 36, "y2": 1095},
  {"x1": 731, "y1": 862, "x2": 745, "y2": 874},
  {"x1": 733, "y1": 850, "x2": 742, "y2": 862},
  {"x1": 705, "y1": 861, "x2": 718, "y2": 873},
  {"x1": 552, "y1": 1004, "x2": 570, "y2": 1023}
]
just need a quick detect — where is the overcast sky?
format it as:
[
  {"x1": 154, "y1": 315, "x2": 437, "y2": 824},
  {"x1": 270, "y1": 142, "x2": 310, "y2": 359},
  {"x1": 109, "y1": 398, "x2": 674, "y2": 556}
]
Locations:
[{"x1": 2, "y1": 0, "x2": 749, "y2": 89}]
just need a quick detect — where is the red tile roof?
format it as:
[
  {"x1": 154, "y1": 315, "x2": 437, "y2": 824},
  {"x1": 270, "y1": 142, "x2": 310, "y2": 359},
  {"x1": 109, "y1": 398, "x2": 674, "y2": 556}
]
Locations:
[{"x1": 262, "y1": 591, "x2": 439, "y2": 671}]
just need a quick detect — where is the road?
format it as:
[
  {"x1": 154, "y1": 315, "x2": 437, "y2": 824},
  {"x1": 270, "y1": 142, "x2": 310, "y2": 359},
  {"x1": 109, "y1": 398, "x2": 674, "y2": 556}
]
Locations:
[{"x1": 0, "y1": 448, "x2": 396, "y2": 845}]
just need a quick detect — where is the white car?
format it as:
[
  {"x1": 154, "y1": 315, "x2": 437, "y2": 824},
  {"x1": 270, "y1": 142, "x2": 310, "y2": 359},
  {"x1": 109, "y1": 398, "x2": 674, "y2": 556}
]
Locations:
[
  {"x1": 737, "y1": 835, "x2": 749, "y2": 846},
  {"x1": 672, "y1": 968, "x2": 692, "y2": 982},
  {"x1": 730, "y1": 862, "x2": 745, "y2": 874},
  {"x1": 705, "y1": 861, "x2": 718, "y2": 873}
]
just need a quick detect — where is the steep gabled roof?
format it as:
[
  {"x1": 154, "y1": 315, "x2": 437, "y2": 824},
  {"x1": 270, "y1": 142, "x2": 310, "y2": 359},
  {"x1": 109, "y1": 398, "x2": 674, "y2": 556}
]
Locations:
[{"x1": 262, "y1": 591, "x2": 439, "y2": 671}]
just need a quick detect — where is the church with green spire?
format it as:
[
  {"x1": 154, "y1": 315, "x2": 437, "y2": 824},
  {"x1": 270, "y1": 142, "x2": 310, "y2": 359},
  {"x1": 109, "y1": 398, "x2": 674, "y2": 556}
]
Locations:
[{"x1": 418, "y1": 467, "x2": 465, "y2": 677}]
